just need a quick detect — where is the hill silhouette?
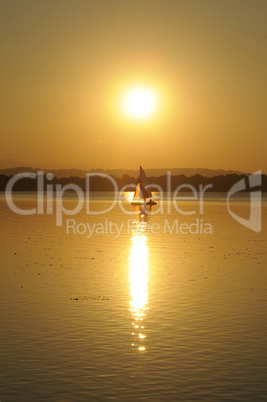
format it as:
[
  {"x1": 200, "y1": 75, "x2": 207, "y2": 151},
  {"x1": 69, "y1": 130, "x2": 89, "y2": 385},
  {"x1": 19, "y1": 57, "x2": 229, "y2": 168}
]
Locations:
[
  {"x1": 0, "y1": 171, "x2": 266, "y2": 192},
  {"x1": 0, "y1": 166, "x2": 246, "y2": 179}
]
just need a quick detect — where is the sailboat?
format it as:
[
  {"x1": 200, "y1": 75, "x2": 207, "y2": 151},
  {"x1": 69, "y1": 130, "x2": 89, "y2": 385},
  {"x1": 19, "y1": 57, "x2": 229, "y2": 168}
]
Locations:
[{"x1": 131, "y1": 166, "x2": 157, "y2": 205}]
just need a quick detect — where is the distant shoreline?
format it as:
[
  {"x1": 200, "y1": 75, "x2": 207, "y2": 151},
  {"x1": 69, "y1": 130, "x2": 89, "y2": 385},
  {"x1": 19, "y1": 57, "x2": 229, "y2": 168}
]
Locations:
[
  {"x1": 0, "y1": 166, "x2": 249, "y2": 179},
  {"x1": 2, "y1": 191, "x2": 267, "y2": 195},
  {"x1": 1, "y1": 172, "x2": 266, "y2": 192}
]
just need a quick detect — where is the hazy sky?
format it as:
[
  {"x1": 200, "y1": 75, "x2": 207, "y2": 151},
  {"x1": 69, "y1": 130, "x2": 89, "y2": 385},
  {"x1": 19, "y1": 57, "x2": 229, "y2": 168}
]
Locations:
[{"x1": 1, "y1": 0, "x2": 266, "y2": 172}]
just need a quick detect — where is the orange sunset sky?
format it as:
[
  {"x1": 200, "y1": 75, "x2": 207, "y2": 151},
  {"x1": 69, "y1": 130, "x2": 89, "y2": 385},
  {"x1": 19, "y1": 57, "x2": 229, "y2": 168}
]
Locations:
[{"x1": 1, "y1": 0, "x2": 266, "y2": 172}]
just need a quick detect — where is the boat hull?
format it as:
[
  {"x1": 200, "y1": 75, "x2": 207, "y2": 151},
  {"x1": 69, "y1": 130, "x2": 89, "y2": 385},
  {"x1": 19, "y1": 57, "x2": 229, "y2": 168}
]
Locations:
[{"x1": 131, "y1": 200, "x2": 157, "y2": 205}]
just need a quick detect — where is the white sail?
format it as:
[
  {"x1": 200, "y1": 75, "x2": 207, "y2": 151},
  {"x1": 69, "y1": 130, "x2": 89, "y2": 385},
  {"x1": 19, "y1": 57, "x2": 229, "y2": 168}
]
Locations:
[
  {"x1": 139, "y1": 166, "x2": 152, "y2": 198},
  {"x1": 132, "y1": 182, "x2": 141, "y2": 201},
  {"x1": 131, "y1": 166, "x2": 156, "y2": 205},
  {"x1": 132, "y1": 182, "x2": 150, "y2": 201}
]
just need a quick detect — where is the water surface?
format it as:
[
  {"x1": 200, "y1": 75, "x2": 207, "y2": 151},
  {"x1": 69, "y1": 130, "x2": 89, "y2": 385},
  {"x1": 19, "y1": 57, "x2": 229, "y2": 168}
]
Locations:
[{"x1": 0, "y1": 193, "x2": 266, "y2": 400}]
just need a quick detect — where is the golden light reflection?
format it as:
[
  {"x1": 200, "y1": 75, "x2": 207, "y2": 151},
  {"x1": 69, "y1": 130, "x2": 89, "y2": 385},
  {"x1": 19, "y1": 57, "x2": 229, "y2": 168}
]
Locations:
[
  {"x1": 123, "y1": 191, "x2": 135, "y2": 203},
  {"x1": 129, "y1": 212, "x2": 149, "y2": 352}
]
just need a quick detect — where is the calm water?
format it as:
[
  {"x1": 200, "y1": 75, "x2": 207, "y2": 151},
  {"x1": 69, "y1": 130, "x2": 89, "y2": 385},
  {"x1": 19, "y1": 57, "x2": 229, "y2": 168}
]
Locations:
[{"x1": 0, "y1": 192, "x2": 267, "y2": 401}]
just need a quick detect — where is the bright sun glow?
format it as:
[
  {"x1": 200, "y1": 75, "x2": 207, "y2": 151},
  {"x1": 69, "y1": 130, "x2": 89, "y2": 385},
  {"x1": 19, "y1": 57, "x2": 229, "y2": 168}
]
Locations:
[{"x1": 122, "y1": 87, "x2": 158, "y2": 119}]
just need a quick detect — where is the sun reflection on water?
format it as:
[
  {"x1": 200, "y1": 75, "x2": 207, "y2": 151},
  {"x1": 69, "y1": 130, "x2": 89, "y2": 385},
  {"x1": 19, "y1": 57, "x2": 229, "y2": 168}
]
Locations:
[{"x1": 129, "y1": 212, "x2": 149, "y2": 352}]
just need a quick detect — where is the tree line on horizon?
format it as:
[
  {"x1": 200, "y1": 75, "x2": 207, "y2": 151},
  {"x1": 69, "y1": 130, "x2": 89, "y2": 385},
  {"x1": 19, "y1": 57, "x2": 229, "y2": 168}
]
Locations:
[{"x1": 0, "y1": 173, "x2": 266, "y2": 192}]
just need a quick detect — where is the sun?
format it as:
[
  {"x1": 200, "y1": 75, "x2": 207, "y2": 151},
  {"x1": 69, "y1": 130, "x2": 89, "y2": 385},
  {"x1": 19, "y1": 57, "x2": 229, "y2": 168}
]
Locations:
[{"x1": 122, "y1": 86, "x2": 158, "y2": 120}]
